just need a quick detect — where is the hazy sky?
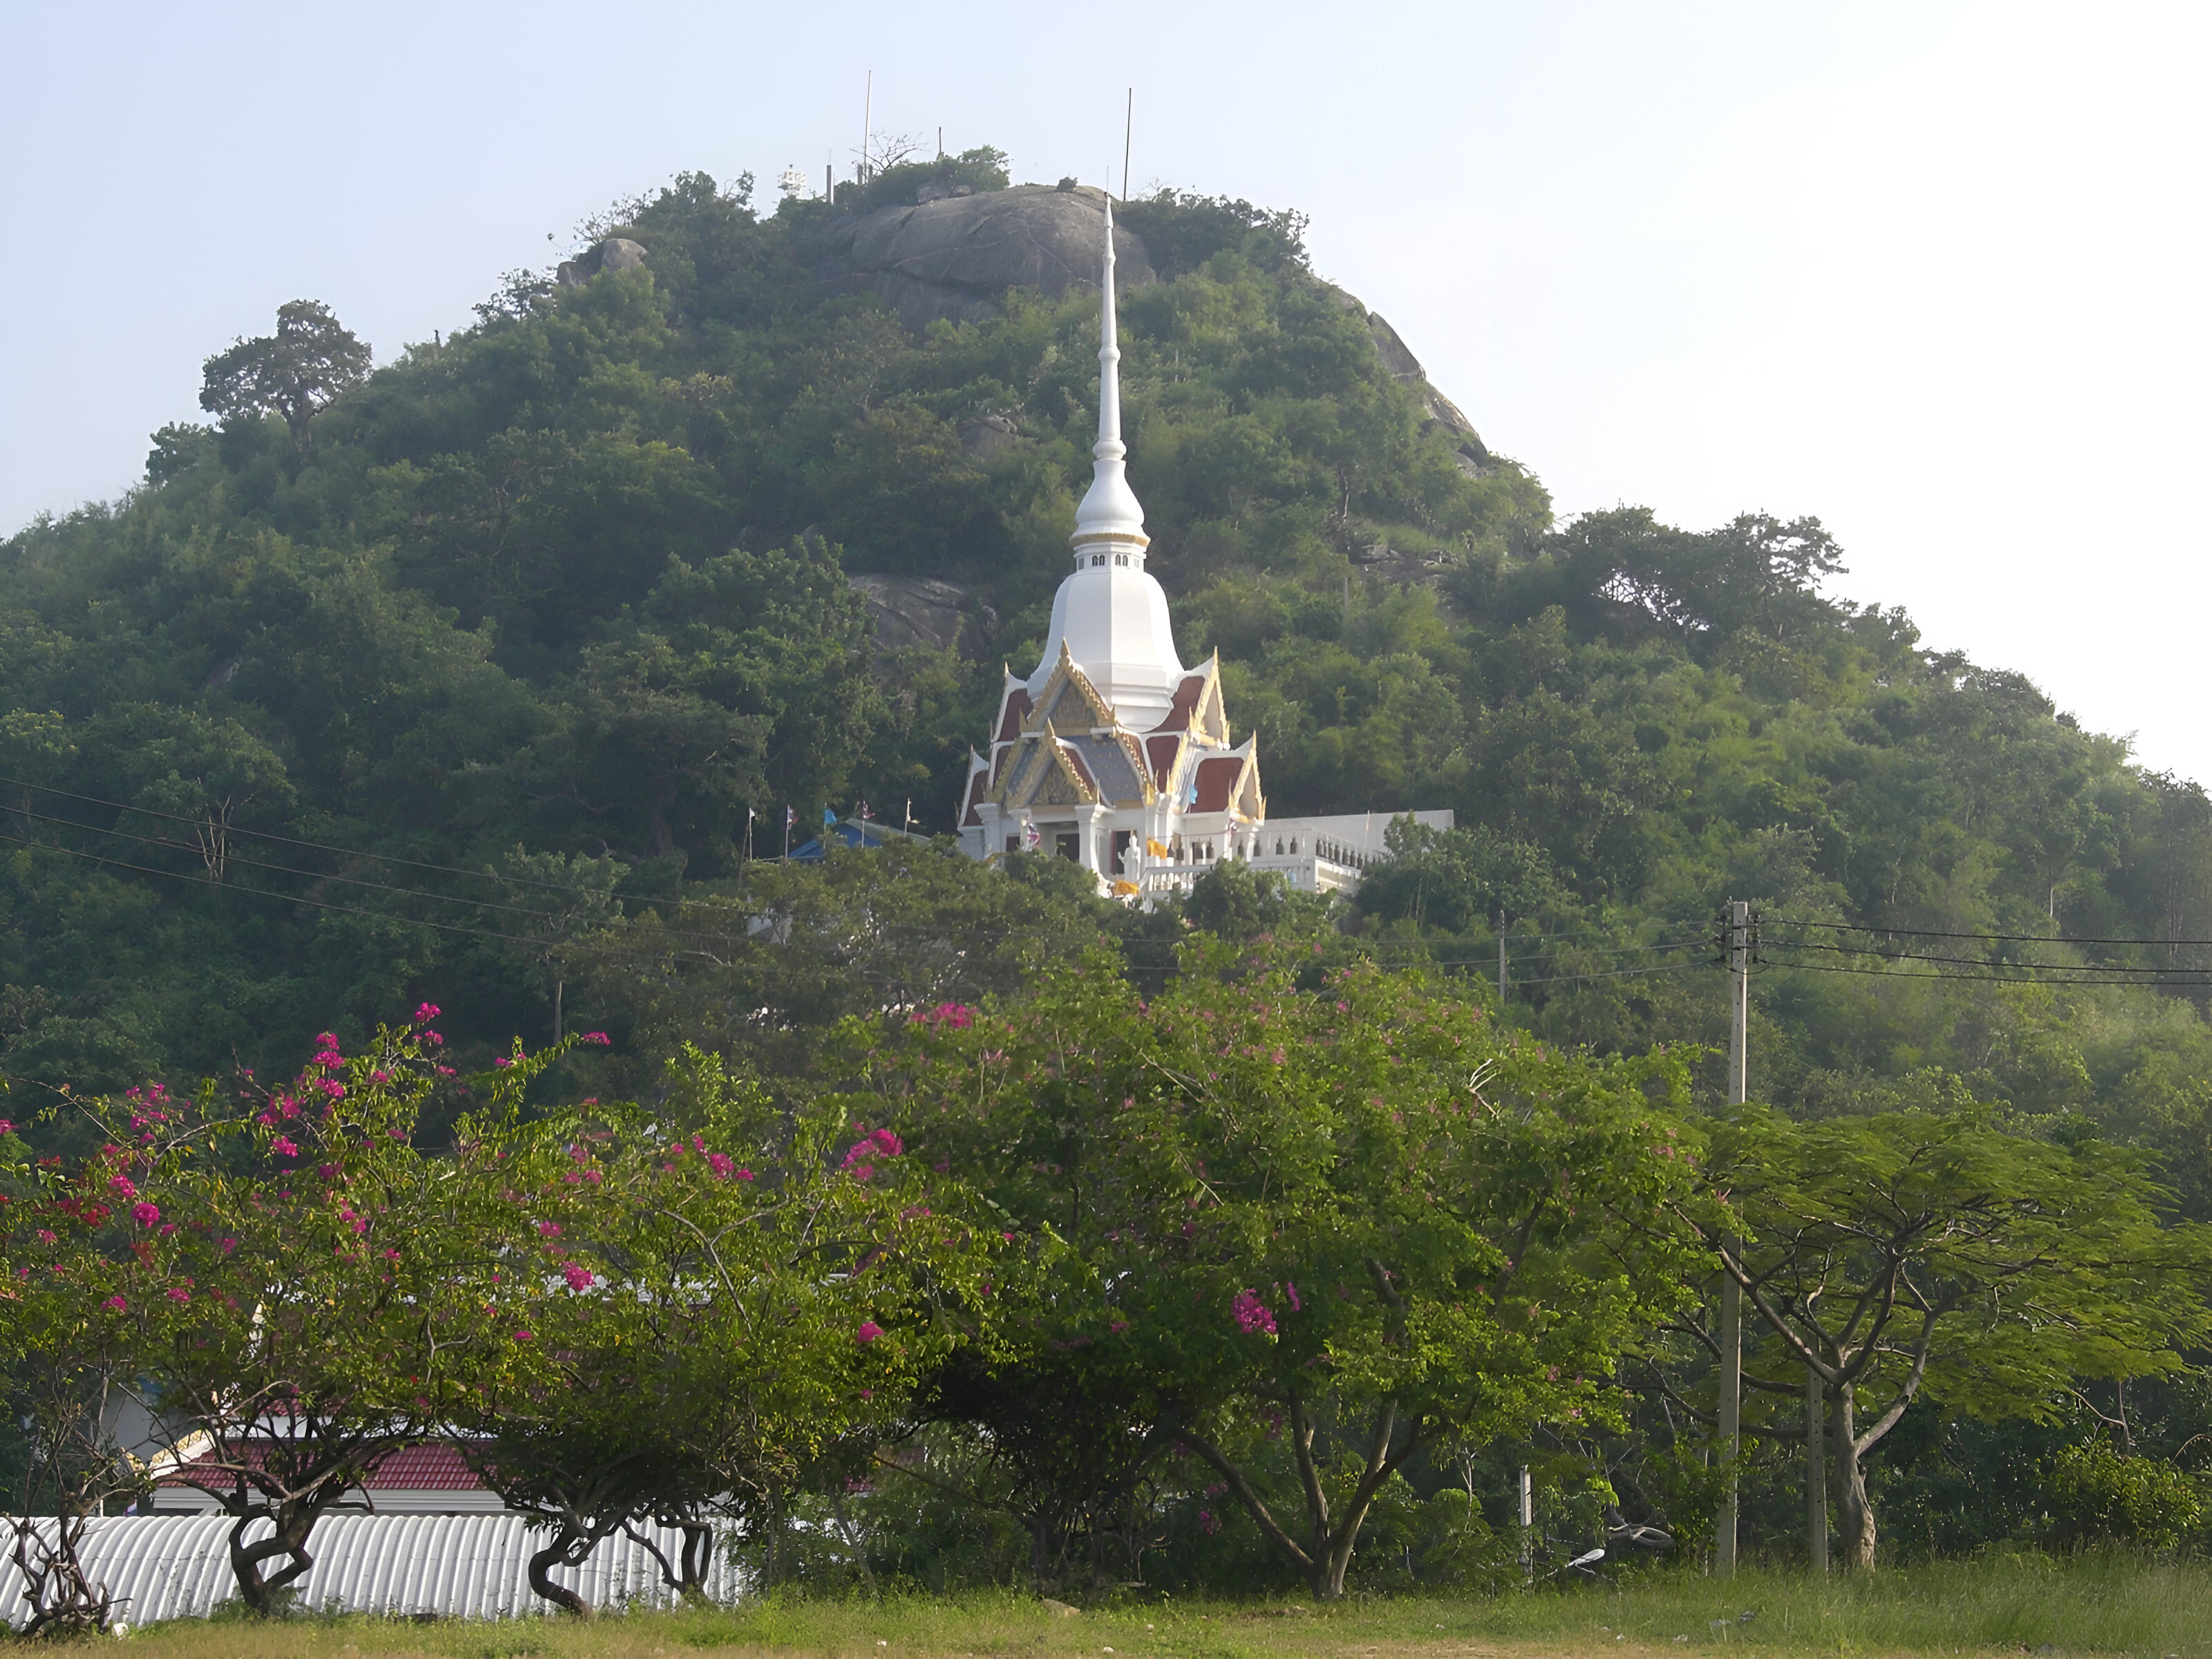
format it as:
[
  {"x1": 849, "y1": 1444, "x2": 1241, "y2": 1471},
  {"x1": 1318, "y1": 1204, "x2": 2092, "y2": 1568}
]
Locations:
[{"x1": 5, "y1": 3, "x2": 2206, "y2": 778}]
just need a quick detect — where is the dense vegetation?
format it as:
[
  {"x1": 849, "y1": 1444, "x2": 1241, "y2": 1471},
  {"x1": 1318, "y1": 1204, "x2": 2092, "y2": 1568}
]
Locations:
[{"x1": 8, "y1": 157, "x2": 2212, "y2": 1591}]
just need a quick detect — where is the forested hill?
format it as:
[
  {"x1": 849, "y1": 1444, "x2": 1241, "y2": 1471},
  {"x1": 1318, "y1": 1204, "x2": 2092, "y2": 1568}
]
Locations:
[{"x1": 6, "y1": 156, "x2": 2212, "y2": 1197}]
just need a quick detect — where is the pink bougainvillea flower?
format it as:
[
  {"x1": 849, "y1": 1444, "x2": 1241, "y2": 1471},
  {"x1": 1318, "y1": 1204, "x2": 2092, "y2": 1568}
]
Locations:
[
  {"x1": 537, "y1": 1221, "x2": 561, "y2": 1238},
  {"x1": 35, "y1": 1230, "x2": 55, "y2": 1246},
  {"x1": 870, "y1": 1128, "x2": 903, "y2": 1158},
  {"x1": 563, "y1": 1264, "x2": 594, "y2": 1292},
  {"x1": 1284, "y1": 1281, "x2": 1302, "y2": 1313},
  {"x1": 856, "y1": 1321, "x2": 884, "y2": 1344},
  {"x1": 705, "y1": 1153, "x2": 735, "y2": 1179},
  {"x1": 582, "y1": 1031, "x2": 610, "y2": 1045},
  {"x1": 513, "y1": 1329, "x2": 534, "y2": 1342},
  {"x1": 0, "y1": 1121, "x2": 13, "y2": 1135},
  {"x1": 1231, "y1": 1289, "x2": 1277, "y2": 1336},
  {"x1": 271, "y1": 1137, "x2": 299, "y2": 1159},
  {"x1": 109, "y1": 1175, "x2": 137, "y2": 1199},
  {"x1": 131, "y1": 1201, "x2": 160, "y2": 1229},
  {"x1": 103, "y1": 1295, "x2": 127, "y2": 1312},
  {"x1": 415, "y1": 1003, "x2": 441, "y2": 1024},
  {"x1": 494, "y1": 1057, "x2": 513, "y2": 1069},
  {"x1": 166, "y1": 1287, "x2": 191, "y2": 1303}
]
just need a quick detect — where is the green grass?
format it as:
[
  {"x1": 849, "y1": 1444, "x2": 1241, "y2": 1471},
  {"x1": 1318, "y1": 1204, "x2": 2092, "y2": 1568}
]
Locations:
[{"x1": 84, "y1": 1557, "x2": 2212, "y2": 1658}]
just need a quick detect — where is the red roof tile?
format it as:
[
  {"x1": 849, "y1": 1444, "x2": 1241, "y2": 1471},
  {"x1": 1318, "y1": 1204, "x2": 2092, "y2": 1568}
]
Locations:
[{"x1": 159, "y1": 1441, "x2": 484, "y2": 1492}]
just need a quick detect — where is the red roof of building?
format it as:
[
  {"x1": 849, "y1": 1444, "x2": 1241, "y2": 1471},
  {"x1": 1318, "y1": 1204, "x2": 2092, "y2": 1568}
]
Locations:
[
  {"x1": 1150, "y1": 673, "x2": 1210, "y2": 735},
  {"x1": 1192, "y1": 755, "x2": 1247, "y2": 814},
  {"x1": 159, "y1": 1441, "x2": 483, "y2": 1492},
  {"x1": 996, "y1": 687, "x2": 1033, "y2": 742},
  {"x1": 1145, "y1": 734, "x2": 1182, "y2": 791}
]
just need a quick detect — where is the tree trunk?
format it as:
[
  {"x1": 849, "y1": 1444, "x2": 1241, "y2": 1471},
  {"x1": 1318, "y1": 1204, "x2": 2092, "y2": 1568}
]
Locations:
[
  {"x1": 677, "y1": 1521, "x2": 714, "y2": 1602},
  {"x1": 226, "y1": 1503, "x2": 323, "y2": 1615},
  {"x1": 528, "y1": 1528, "x2": 594, "y2": 1618},
  {"x1": 1831, "y1": 1383, "x2": 1877, "y2": 1570}
]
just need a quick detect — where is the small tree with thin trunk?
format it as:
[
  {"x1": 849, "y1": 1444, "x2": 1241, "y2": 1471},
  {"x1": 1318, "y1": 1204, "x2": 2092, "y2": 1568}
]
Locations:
[
  {"x1": 133, "y1": 1010, "x2": 528, "y2": 1614},
  {"x1": 0, "y1": 1118, "x2": 177, "y2": 1636},
  {"x1": 1681, "y1": 1101, "x2": 2212, "y2": 1569},
  {"x1": 465, "y1": 1044, "x2": 989, "y2": 1616}
]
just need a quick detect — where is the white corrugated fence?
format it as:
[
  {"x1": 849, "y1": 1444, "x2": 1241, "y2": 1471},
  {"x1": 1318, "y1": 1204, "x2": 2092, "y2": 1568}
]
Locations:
[{"x1": 0, "y1": 1515, "x2": 744, "y2": 1627}]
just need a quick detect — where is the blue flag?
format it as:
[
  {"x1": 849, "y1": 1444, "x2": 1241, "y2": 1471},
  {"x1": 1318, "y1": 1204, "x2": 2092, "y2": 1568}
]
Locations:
[{"x1": 823, "y1": 807, "x2": 838, "y2": 827}]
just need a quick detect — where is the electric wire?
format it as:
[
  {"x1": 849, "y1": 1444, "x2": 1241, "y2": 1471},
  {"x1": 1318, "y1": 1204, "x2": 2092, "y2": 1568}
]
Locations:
[{"x1": 1768, "y1": 915, "x2": 2212, "y2": 949}]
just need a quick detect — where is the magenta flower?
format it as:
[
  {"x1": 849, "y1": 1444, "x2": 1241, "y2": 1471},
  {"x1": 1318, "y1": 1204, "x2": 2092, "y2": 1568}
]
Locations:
[
  {"x1": 494, "y1": 1057, "x2": 513, "y2": 1069},
  {"x1": 856, "y1": 1321, "x2": 884, "y2": 1344},
  {"x1": 166, "y1": 1287, "x2": 191, "y2": 1303},
  {"x1": 0, "y1": 1120, "x2": 14, "y2": 1135},
  {"x1": 271, "y1": 1136, "x2": 299, "y2": 1159},
  {"x1": 870, "y1": 1128, "x2": 903, "y2": 1158},
  {"x1": 35, "y1": 1230, "x2": 54, "y2": 1245},
  {"x1": 1232, "y1": 1290, "x2": 1277, "y2": 1336},
  {"x1": 736, "y1": 1167, "x2": 754, "y2": 1181},
  {"x1": 582, "y1": 1031, "x2": 610, "y2": 1045},
  {"x1": 131, "y1": 1201, "x2": 160, "y2": 1229},
  {"x1": 513, "y1": 1329, "x2": 534, "y2": 1342},
  {"x1": 103, "y1": 1295, "x2": 127, "y2": 1312},
  {"x1": 1284, "y1": 1281, "x2": 1302, "y2": 1313},
  {"x1": 109, "y1": 1175, "x2": 137, "y2": 1199},
  {"x1": 706, "y1": 1153, "x2": 735, "y2": 1179},
  {"x1": 537, "y1": 1221, "x2": 561, "y2": 1238},
  {"x1": 563, "y1": 1264, "x2": 594, "y2": 1292},
  {"x1": 415, "y1": 1003, "x2": 440, "y2": 1024}
]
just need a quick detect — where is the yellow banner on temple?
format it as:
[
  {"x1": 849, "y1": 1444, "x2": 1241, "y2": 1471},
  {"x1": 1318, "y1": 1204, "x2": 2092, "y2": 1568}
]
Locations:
[
  {"x1": 1111, "y1": 879, "x2": 1140, "y2": 896},
  {"x1": 1145, "y1": 838, "x2": 1172, "y2": 858}
]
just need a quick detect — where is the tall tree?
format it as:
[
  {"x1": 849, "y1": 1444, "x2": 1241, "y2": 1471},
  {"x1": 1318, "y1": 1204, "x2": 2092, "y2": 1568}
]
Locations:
[
  {"x1": 198, "y1": 299, "x2": 369, "y2": 453},
  {"x1": 1680, "y1": 1103, "x2": 2212, "y2": 1568}
]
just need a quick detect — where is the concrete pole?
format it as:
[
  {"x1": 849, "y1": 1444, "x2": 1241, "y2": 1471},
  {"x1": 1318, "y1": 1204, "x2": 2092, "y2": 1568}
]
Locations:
[
  {"x1": 1808, "y1": 1366, "x2": 1829, "y2": 1573},
  {"x1": 1716, "y1": 898, "x2": 1749, "y2": 1577},
  {"x1": 1519, "y1": 1464, "x2": 1533, "y2": 1573}
]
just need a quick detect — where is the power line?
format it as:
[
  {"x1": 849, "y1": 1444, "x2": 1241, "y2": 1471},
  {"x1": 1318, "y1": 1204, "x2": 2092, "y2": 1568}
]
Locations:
[
  {"x1": 1768, "y1": 938, "x2": 2200, "y2": 976},
  {"x1": 0, "y1": 832, "x2": 555, "y2": 950},
  {"x1": 1759, "y1": 950, "x2": 2212, "y2": 988},
  {"x1": 5, "y1": 805, "x2": 601, "y2": 930},
  {"x1": 0, "y1": 774, "x2": 625, "y2": 899},
  {"x1": 1769, "y1": 916, "x2": 2212, "y2": 950}
]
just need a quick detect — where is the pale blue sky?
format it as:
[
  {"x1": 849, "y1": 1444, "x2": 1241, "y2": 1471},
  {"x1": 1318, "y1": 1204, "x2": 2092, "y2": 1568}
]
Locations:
[{"x1": 5, "y1": 3, "x2": 2207, "y2": 779}]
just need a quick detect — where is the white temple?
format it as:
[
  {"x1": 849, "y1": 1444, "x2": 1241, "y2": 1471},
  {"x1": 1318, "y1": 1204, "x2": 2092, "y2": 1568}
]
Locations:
[{"x1": 957, "y1": 199, "x2": 1450, "y2": 899}]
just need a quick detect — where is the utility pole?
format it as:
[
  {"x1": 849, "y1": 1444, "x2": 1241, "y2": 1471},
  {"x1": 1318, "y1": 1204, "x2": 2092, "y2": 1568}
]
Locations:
[
  {"x1": 1808, "y1": 1367, "x2": 1828, "y2": 1573},
  {"x1": 1497, "y1": 909, "x2": 1508, "y2": 1005},
  {"x1": 861, "y1": 71, "x2": 872, "y2": 182},
  {"x1": 1716, "y1": 897, "x2": 1750, "y2": 1577},
  {"x1": 1518, "y1": 1463, "x2": 1533, "y2": 1574}
]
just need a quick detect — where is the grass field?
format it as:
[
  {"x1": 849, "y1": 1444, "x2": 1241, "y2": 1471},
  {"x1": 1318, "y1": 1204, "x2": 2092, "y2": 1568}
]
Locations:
[{"x1": 88, "y1": 1557, "x2": 2211, "y2": 1658}]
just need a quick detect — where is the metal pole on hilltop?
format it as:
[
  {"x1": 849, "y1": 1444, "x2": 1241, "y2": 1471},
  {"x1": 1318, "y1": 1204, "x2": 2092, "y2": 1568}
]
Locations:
[
  {"x1": 1497, "y1": 908, "x2": 1508, "y2": 1006},
  {"x1": 861, "y1": 71, "x2": 872, "y2": 182},
  {"x1": 1122, "y1": 88, "x2": 1134, "y2": 202},
  {"x1": 1716, "y1": 897, "x2": 1750, "y2": 1578}
]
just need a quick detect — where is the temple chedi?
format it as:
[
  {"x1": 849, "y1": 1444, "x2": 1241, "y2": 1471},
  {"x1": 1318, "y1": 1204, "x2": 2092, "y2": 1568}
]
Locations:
[{"x1": 957, "y1": 199, "x2": 1449, "y2": 899}]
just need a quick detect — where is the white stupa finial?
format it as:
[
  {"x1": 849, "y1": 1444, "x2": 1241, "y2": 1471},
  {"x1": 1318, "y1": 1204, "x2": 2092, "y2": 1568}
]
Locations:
[{"x1": 1070, "y1": 194, "x2": 1149, "y2": 563}]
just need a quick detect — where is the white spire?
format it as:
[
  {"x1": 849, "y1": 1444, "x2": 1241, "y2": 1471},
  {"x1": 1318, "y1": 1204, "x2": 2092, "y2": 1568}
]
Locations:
[{"x1": 1070, "y1": 195, "x2": 1148, "y2": 562}]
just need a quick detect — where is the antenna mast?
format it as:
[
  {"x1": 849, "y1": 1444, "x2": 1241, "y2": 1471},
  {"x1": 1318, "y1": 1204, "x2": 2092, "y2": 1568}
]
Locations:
[
  {"x1": 1121, "y1": 87, "x2": 1134, "y2": 201},
  {"x1": 861, "y1": 70, "x2": 872, "y2": 181}
]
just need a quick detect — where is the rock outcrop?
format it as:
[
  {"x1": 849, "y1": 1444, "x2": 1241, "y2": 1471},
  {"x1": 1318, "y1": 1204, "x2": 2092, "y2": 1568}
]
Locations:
[
  {"x1": 849, "y1": 574, "x2": 995, "y2": 657},
  {"x1": 817, "y1": 184, "x2": 1156, "y2": 332},
  {"x1": 816, "y1": 184, "x2": 1492, "y2": 474},
  {"x1": 557, "y1": 237, "x2": 648, "y2": 289}
]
